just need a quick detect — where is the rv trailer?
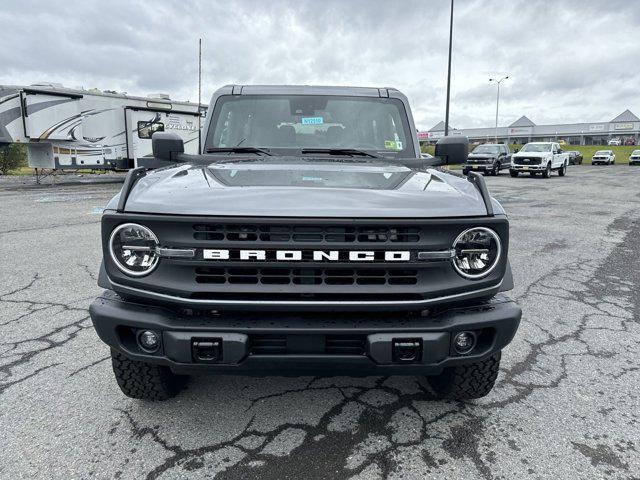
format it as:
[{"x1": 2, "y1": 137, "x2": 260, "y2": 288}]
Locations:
[{"x1": 0, "y1": 83, "x2": 205, "y2": 171}]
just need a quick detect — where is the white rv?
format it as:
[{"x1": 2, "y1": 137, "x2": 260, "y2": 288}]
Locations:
[{"x1": 0, "y1": 83, "x2": 205, "y2": 171}]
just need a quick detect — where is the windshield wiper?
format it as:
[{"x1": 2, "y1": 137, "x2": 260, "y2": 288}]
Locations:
[
  {"x1": 205, "y1": 147, "x2": 273, "y2": 156},
  {"x1": 300, "y1": 148, "x2": 380, "y2": 158}
]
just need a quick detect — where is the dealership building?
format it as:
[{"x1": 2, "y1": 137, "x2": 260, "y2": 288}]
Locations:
[{"x1": 419, "y1": 109, "x2": 640, "y2": 145}]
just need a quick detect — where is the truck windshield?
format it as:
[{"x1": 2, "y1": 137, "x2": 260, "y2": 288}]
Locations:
[
  {"x1": 520, "y1": 143, "x2": 552, "y2": 152},
  {"x1": 473, "y1": 145, "x2": 500, "y2": 154},
  {"x1": 205, "y1": 95, "x2": 414, "y2": 157}
]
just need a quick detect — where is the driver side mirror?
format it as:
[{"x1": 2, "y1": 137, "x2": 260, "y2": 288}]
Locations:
[
  {"x1": 152, "y1": 132, "x2": 184, "y2": 161},
  {"x1": 433, "y1": 136, "x2": 469, "y2": 165}
]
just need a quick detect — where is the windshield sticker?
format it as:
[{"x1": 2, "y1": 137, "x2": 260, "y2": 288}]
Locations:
[
  {"x1": 384, "y1": 140, "x2": 403, "y2": 150},
  {"x1": 301, "y1": 117, "x2": 324, "y2": 125}
]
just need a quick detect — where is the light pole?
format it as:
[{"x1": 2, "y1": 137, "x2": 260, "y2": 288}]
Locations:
[
  {"x1": 444, "y1": 0, "x2": 454, "y2": 136},
  {"x1": 489, "y1": 76, "x2": 508, "y2": 143}
]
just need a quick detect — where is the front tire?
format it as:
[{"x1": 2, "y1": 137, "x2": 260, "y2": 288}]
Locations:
[
  {"x1": 509, "y1": 170, "x2": 518, "y2": 177},
  {"x1": 424, "y1": 351, "x2": 501, "y2": 400},
  {"x1": 542, "y1": 163, "x2": 551, "y2": 178},
  {"x1": 558, "y1": 162, "x2": 566, "y2": 176},
  {"x1": 111, "y1": 349, "x2": 188, "y2": 400}
]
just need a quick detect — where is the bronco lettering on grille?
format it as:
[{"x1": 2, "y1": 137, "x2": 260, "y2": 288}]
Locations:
[{"x1": 202, "y1": 249, "x2": 411, "y2": 262}]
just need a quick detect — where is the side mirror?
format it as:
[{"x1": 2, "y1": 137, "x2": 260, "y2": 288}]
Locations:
[
  {"x1": 514, "y1": 148, "x2": 519, "y2": 153},
  {"x1": 434, "y1": 136, "x2": 469, "y2": 165},
  {"x1": 152, "y1": 132, "x2": 184, "y2": 161}
]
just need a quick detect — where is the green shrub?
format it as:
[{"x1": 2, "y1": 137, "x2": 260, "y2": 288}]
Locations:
[{"x1": 0, "y1": 143, "x2": 27, "y2": 174}]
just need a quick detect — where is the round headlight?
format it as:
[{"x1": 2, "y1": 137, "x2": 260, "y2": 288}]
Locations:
[
  {"x1": 452, "y1": 227, "x2": 501, "y2": 279},
  {"x1": 109, "y1": 223, "x2": 160, "y2": 276}
]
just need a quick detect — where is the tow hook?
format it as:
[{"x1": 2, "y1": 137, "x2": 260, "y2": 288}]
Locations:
[
  {"x1": 392, "y1": 339, "x2": 422, "y2": 363},
  {"x1": 192, "y1": 338, "x2": 222, "y2": 363}
]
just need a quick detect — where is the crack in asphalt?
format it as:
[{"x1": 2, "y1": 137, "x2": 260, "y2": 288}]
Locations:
[
  {"x1": 2, "y1": 172, "x2": 640, "y2": 479},
  {"x1": 108, "y1": 216, "x2": 640, "y2": 479}
]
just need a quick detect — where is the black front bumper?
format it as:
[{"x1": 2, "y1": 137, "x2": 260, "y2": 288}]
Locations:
[
  {"x1": 463, "y1": 163, "x2": 494, "y2": 172},
  {"x1": 90, "y1": 290, "x2": 521, "y2": 376}
]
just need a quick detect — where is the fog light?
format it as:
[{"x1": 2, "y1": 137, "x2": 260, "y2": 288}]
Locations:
[
  {"x1": 453, "y1": 331, "x2": 476, "y2": 354},
  {"x1": 138, "y1": 330, "x2": 160, "y2": 352}
]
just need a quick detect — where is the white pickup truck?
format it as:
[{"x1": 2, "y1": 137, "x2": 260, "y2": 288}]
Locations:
[{"x1": 510, "y1": 142, "x2": 570, "y2": 178}]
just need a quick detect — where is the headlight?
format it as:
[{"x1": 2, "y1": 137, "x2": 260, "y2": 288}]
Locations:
[
  {"x1": 109, "y1": 223, "x2": 160, "y2": 276},
  {"x1": 452, "y1": 227, "x2": 501, "y2": 279}
]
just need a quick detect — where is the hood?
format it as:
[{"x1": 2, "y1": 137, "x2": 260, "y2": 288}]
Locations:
[
  {"x1": 467, "y1": 153, "x2": 496, "y2": 160},
  {"x1": 512, "y1": 151, "x2": 549, "y2": 158},
  {"x1": 112, "y1": 158, "x2": 497, "y2": 218}
]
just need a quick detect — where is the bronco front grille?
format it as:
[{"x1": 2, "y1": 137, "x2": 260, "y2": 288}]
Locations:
[
  {"x1": 193, "y1": 224, "x2": 421, "y2": 243},
  {"x1": 195, "y1": 267, "x2": 419, "y2": 286}
]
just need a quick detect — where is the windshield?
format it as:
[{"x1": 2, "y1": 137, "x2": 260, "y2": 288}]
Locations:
[
  {"x1": 520, "y1": 143, "x2": 552, "y2": 152},
  {"x1": 205, "y1": 95, "x2": 414, "y2": 157},
  {"x1": 595, "y1": 150, "x2": 610, "y2": 155},
  {"x1": 472, "y1": 145, "x2": 500, "y2": 154},
  {"x1": 633, "y1": 150, "x2": 640, "y2": 155}
]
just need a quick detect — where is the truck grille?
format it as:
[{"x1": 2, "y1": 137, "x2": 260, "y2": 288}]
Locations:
[
  {"x1": 195, "y1": 267, "x2": 418, "y2": 286},
  {"x1": 513, "y1": 157, "x2": 541, "y2": 165},
  {"x1": 193, "y1": 224, "x2": 421, "y2": 243}
]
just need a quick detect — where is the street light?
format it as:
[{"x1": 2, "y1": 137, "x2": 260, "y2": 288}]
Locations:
[
  {"x1": 444, "y1": 0, "x2": 454, "y2": 136},
  {"x1": 489, "y1": 76, "x2": 508, "y2": 142}
]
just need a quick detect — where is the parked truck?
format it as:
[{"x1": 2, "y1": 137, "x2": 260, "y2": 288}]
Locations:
[
  {"x1": 89, "y1": 85, "x2": 522, "y2": 401},
  {"x1": 510, "y1": 142, "x2": 569, "y2": 178}
]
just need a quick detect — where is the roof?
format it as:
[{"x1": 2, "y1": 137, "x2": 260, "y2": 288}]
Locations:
[
  {"x1": 429, "y1": 121, "x2": 456, "y2": 132},
  {"x1": 509, "y1": 115, "x2": 536, "y2": 127},
  {"x1": 610, "y1": 109, "x2": 639, "y2": 123},
  {"x1": 429, "y1": 121, "x2": 445, "y2": 132},
  {"x1": 223, "y1": 84, "x2": 401, "y2": 98}
]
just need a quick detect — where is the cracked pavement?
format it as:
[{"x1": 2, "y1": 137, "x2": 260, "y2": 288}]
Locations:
[{"x1": 1, "y1": 166, "x2": 639, "y2": 479}]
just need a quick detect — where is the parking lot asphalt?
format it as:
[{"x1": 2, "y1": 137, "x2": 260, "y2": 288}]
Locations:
[{"x1": 1, "y1": 165, "x2": 639, "y2": 479}]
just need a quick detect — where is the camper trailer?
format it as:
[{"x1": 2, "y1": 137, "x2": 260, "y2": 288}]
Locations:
[{"x1": 0, "y1": 83, "x2": 205, "y2": 171}]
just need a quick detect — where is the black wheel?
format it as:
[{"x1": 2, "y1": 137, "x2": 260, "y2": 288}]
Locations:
[
  {"x1": 542, "y1": 163, "x2": 551, "y2": 178},
  {"x1": 424, "y1": 352, "x2": 501, "y2": 400},
  {"x1": 509, "y1": 170, "x2": 518, "y2": 178},
  {"x1": 111, "y1": 349, "x2": 188, "y2": 400},
  {"x1": 494, "y1": 162, "x2": 501, "y2": 176},
  {"x1": 462, "y1": 169, "x2": 469, "y2": 175},
  {"x1": 558, "y1": 162, "x2": 566, "y2": 176}
]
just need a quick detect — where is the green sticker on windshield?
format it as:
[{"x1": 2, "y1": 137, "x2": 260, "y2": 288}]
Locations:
[{"x1": 384, "y1": 140, "x2": 403, "y2": 150}]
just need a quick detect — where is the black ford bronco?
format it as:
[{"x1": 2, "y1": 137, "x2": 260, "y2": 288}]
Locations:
[{"x1": 90, "y1": 85, "x2": 521, "y2": 401}]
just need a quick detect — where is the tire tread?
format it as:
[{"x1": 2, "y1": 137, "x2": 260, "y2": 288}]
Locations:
[{"x1": 111, "y1": 349, "x2": 187, "y2": 400}]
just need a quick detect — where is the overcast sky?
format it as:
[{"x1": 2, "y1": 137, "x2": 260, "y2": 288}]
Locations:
[{"x1": 2, "y1": 0, "x2": 639, "y2": 130}]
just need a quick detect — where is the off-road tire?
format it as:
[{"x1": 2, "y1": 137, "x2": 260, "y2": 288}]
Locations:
[
  {"x1": 558, "y1": 162, "x2": 566, "y2": 176},
  {"x1": 509, "y1": 170, "x2": 518, "y2": 178},
  {"x1": 424, "y1": 351, "x2": 501, "y2": 400},
  {"x1": 111, "y1": 349, "x2": 188, "y2": 400},
  {"x1": 542, "y1": 163, "x2": 551, "y2": 178}
]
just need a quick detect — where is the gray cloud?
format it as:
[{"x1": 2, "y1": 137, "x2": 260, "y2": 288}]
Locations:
[{"x1": 1, "y1": 0, "x2": 638, "y2": 130}]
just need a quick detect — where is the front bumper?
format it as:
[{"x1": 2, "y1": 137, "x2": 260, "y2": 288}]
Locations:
[
  {"x1": 90, "y1": 290, "x2": 522, "y2": 376},
  {"x1": 463, "y1": 163, "x2": 494, "y2": 172},
  {"x1": 510, "y1": 163, "x2": 545, "y2": 171}
]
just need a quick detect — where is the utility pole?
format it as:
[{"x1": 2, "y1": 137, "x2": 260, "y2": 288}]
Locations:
[
  {"x1": 198, "y1": 38, "x2": 202, "y2": 154},
  {"x1": 444, "y1": 0, "x2": 454, "y2": 136},
  {"x1": 489, "y1": 76, "x2": 508, "y2": 142}
]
